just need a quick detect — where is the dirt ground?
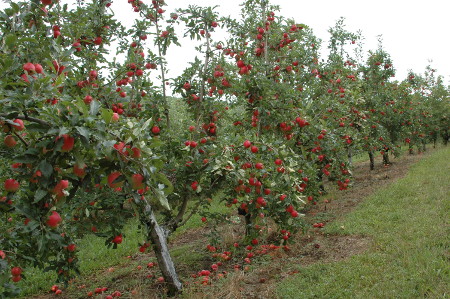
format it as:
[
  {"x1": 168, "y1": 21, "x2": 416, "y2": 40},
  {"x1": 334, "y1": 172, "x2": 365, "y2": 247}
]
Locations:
[{"x1": 31, "y1": 150, "x2": 430, "y2": 299}]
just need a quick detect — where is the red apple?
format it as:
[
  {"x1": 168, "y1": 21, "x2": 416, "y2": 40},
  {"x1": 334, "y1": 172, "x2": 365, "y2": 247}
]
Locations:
[
  {"x1": 4, "y1": 135, "x2": 17, "y2": 148},
  {"x1": 112, "y1": 234, "x2": 122, "y2": 244},
  {"x1": 131, "y1": 174, "x2": 144, "y2": 190},
  {"x1": 151, "y1": 126, "x2": 160, "y2": 135},
  {"x1": 60, "y1": 134, "x2": 75, "y2": 152},
  {"x1": 11, "y1": 267, "x2": 22, "y2": 276},
  {"x1": 111, "y1": 112, "x2": 119, "y2": 122},
  {"x1": 108, "y1": 171, "x2": 124, "y2": 188},
  {"x1": 23, "y1": 62, "x2": 36, "y2": 73},
  {"x1": 93, "y1": 36, "x2": 102, "y2": 45},
  {"x1": 83, "y1": 95, "x2": 93, "y2": 105},
  {"x1": 47, "y1": 211, "x2": 62, "y2": 228},
  {"x1": 89, "y1": 70, "x2": 98, "y2": 79},
  {"x1": 131, "y1": 147, "x2": 141, "y2": 158},
  {"x1": 34, "y1": 63, "x2": 44, "y2": 74},
  {"x1": 73, "y1": 163, "x2": 86, "y2": 178},
  {"x1": 11, "y1": 275, "x2": 22, "y2": 283},
  {"x1": 243, "y1": 140, "x2": 251, "y2": 148},
  {"x1": 12, "y1": 119, "x2": 25, "y2": 131},
  {"x1": 4, "y1": 179, "x2": 20, "y2": 192}
]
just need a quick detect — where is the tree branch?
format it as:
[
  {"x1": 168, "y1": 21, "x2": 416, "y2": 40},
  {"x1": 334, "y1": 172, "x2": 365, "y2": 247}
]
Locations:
[{"x1": 0, "y1": 114, "x2": 51, "y2": 127}]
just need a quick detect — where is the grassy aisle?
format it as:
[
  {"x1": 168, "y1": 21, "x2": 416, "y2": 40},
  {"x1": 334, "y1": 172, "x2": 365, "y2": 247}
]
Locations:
[{"x1": 276, "y1": 147, "x2": 450, "y2": 299}]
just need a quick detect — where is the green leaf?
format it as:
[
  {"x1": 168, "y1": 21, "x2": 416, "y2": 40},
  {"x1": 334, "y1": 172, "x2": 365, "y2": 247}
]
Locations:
[
  {"x1": 20, "y1": 37, "x2": 39, "y2": 44},
  {"x1": 142, "y1": 118, "x2": 152, "y2": 131},
  {"x1": 14, "y1": 154, "x2": 38, "y2": 163},
  {"x1": 155, "y1": 173, "x2": 174, "y2": 194},
  {"x1": 156, "y1": 189, "x2": 170, "y2": 210},
  {"x1": 10, "y1": 2, "x2": 19, "y2": 13},
  {"x1": 196, "y1": 185, "x2": 202, "y2": 193},
  {"x1": 90, "y1": 100, "x2": 100, "y2": 116},
  {"x1": 38, "y1": 160, "x2": 53, "y2": 178},
  {"x1": 76, "y1": 126, "x2": 90, "y2": 140},
  {"x1": 101, "y1": 108, "x2": 113, "y2": 123},
  {"x1": 33, "y1": 190, "x2": 48, "y2": 203},
  {"x1": 4, "y1": 34, "x2": 17, "y2": 47},
  {"x1": 27, "y1": 123, "x2": 50, "y2": 133}
]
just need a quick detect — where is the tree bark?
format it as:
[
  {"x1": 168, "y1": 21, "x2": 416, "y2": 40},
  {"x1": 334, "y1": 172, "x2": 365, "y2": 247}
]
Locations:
[
  {"x1": 369, "y1": 151, "x2": 375, "y2": 171},
  {"x1": 142, "y1": 202, "x2": 182, "y2": 296},
  {"x1": 347, "y1": 147, "x2": 353, "y2": 166},
  {"x1": 382, "y1": 152, "x2": 390, "y2": 165}
]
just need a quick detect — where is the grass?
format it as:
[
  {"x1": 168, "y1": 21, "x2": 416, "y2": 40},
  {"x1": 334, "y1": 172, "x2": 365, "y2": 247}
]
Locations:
[
  {"x1": 276, "y1": 146, "x2": 450, "y2": 298},
  {"x1": 18, "y1": 218, "x2": 146, "y2": 297},
  {"x1": 18, "y1": 193, "x2": 228, "y2": 297}
]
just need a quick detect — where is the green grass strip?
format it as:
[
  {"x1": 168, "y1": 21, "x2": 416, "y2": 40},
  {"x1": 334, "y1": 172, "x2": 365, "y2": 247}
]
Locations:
[{"x1": 276, "y1": 147, "x2": 450, "y2": 299}]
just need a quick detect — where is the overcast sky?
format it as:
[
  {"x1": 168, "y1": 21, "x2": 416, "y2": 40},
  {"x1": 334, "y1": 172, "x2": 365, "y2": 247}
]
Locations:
[
  {"x1": 1, "y1": 0, "x2": 449, "y2": 84},
  {"x1": 145, "y1": 0, "x2": 447, "y2": 83}
]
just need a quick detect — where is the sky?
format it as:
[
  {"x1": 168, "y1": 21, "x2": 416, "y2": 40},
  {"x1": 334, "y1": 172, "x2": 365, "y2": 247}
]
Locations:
[{"x1": 1, "y1": 0, "x2": 449, "y2": 84}]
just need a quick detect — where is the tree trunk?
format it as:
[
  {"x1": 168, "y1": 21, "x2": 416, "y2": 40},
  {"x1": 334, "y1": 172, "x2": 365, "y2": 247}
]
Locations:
[
  {"x1": 409, "y1": 144, "x2": 414, "y2": 155},
  {"x1": 383, "y1": 152, "x2": 390, "y2": 165},
  {"x1": 142, "y1": 202, "x2": 182, "y2": 296},
  {"x1": 369, "y1": 151, "x2": 375, "y2": 170},
  {"x1": 347, "y1": 147, "x2": 353, "y2": 166},
  {"x1": 422, "y1": 140, "x2": 426, "y2": 152}
]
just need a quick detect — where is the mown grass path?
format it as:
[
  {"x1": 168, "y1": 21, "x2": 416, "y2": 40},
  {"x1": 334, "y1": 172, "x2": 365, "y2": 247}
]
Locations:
[{"x1": 276, "y1": 146, "x2": 450, "y2": 299}]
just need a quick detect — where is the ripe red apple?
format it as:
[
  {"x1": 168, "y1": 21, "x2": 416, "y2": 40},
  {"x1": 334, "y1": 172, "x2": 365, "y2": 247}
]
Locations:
[
  {"x1": 131, "y1": 174, "x2": 144, "y2": 190},
  {"x1": 11, "y1": 267, "x2": 22, "y2": 276},
  {"x1": 66, "y1": 244, "x2": 76, "y2": 252},
  {"x1": 255, "y1": 162, "x2": 264, "y2": 169},
  {"x1": 60, "y1": 134, "x2": 75, "y2": 152},
  {"x1": 12, "y1": 119, "x2": 25, "y2": 131},
  {"x1": 131, "y1": 147, "x2": 141, "y2": 158},
  {"x1": 34, "y1": 63, "x2": 44, "y2": 74},
  {"x1": 4, "y1": 135, "x2": 17, "y2": 147},
  {"x1": 243, "y1": 140, "x2": 251, "y2": 148},
  {"x1": 52, "y1": 180, "x2": 69, "y2": 195},
  {"x1": 83, "y1": 95, "x2": 93, "y2": 105},
  {"x1": 41, "y1": 0, "x2": 52, "y2": 5},
  {"x1": 151, "y1": 126, "x2": 160, "y2": 135},
  {"x1": 112, "y1": 234, "x2": 122, "y2": 244},
  {"x1": 23, "y1": 62, "x2": 36, "y2": 73},
  {"x1": 183, "y1": 82, "x2": 191, "y2": 90},
  {"x1": 250, "y1": 146, "x2": 258, "y2": 153},
  {"x1": 4, "y1": 179, "x2": 20, "y2": 192},
  {"x1": 93, "y1": 36, "x2": 102, "y2": 45},
  {"x1": 73, "y1": 163, "x2": 86, "y2": 178},
  {"x1": 47, "y1": 211, "x2": 62, "y2": 228},
  {"x1": 89, "y1": 70, "x2": 98, "y2": 79},
  {"x1": 108, "y1": 171, "x2": 123, "y2": 188},
  {"x1": 11, "y1": 275, "x2": 22, "y2": 283},
  {"x1": 111, "y1": 112, "x2": 119, "y2": 122}
]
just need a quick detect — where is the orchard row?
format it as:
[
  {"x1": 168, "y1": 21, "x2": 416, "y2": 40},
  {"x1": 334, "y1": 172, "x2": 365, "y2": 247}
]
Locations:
[{"x1": 0, "y1": 0, "x2": 448, "y2": 296}]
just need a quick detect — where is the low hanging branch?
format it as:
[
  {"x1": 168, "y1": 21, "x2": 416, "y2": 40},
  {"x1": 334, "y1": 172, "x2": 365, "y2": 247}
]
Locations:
[{"x1": 0, "y1": 113, "x2": 52, "y2": 127}]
